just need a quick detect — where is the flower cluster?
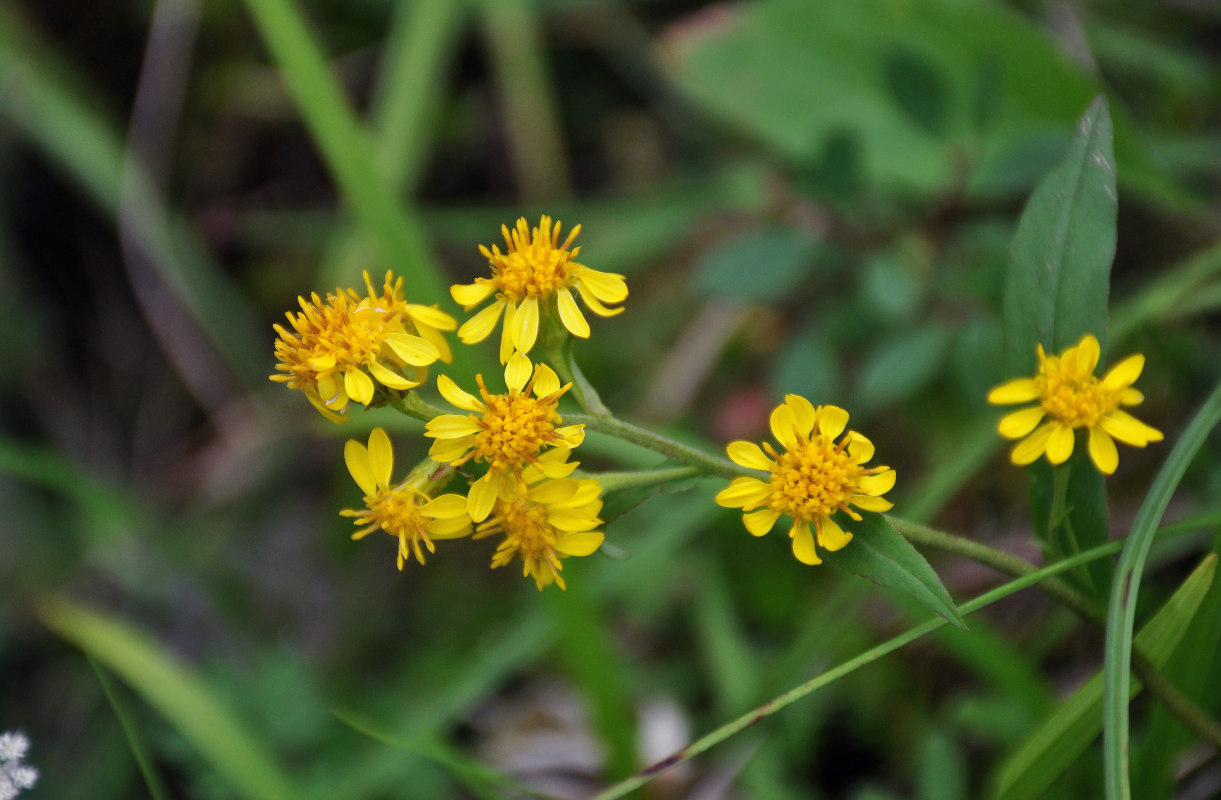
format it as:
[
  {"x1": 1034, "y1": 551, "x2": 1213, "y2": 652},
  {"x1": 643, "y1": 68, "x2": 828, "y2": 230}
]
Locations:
[
  {"x1": 273, "y1": 215, "x2": 1165, "y2": 584},
  {"x1": 0, "y1": 731, "x2": 38, "y2": 800}
]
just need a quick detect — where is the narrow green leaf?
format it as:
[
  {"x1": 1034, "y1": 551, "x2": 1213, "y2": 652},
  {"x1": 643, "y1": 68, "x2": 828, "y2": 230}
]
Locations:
[
  {"x1": 1104, "y1": 381, "x2": 1221, "y2": 800},
  {"x1": 40, "y1": 598, "x2": 296, "y2": 800},
  {"x1": 89, "y1": 660, "x2": 173, "y2": 800},
  {"x1": 993, "y1": 554, "x2": 1217, "y2": 800},
  {"x1": 1003, "y1": 95, "x2": 1116, "y2": 373},
  {"x1": 826, "y1": 513, "x2": 966, "y2": 628}
]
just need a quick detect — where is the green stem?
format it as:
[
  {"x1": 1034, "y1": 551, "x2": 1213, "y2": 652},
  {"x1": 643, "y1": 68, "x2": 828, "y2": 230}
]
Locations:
[
  {"x1": 1046, "y1": 462, "x2": 1071, "y2": 561},
  {"x1": 583, "y1": 466, "x2": 701, "y2": 494},
  {"x1": 890, "y1": 516, "x2": 1221, "y2": 755},
  {"x1": 589, "y1": 542, "x2": 1126, "y2": 800},
  {"x1": 541, "y1": 306, "x2": 610, "y2": 417},
  {"x1": 565, "y1": 413, "x2": 745, "y2": 480}
]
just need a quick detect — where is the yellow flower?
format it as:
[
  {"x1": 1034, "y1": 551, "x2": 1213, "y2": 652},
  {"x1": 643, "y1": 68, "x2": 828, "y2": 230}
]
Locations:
[
  {"x1": 988, "y1": 334, "x2": 1163, "y2": 475},
  {"x1": 272, "y1": 271, "x2": 457, "y2": 421},
  {"x1": 424, "y1": 352, "x2": 585, "y2": 522},
  {"x1": 451, "y1": 216, "x2": 628, "y2": 363},
  {"x1": 475, "y1": 468, "x2": 605, "y2": 590},
  {"x1": 340, "y1": 428, "x2": 472, "y2": 569},
  {"x1": 715, "y1": 396, "x2": 896, "y2": 565}
]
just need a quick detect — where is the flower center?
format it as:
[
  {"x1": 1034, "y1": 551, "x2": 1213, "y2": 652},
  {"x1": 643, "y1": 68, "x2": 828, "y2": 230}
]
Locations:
[
  {"x1": 275, "y1": 292, "x2": 399, "y2": 382},
  {"x1": 364, "y1": 488, "x2": 428, "y2": 542},
  {"x1": 768, "y1": 435, "x2": 859, "y2": 521},
  {"x1": 472, "y1": 386, "x2": 560, "y2": 472},
  {"x1": 1036, "y1": 370, "x2": 1121, "y2": 429},
  {"x1": 490, "y1": 500, "x2": 564, "y2": 587},
  {"x1": 493, "y1": 248, "x2": 573, "y2": 300}
]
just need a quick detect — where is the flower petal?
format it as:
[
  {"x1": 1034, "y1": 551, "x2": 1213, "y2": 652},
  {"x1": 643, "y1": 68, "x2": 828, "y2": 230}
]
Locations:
[
  {"x1": 791, "y1": 522, "x2": 822, "y2": 565},
  {"x1": 1088, "y1": 426, "x2": 1119, "y2": 475},
  {"x1": 547, "y1": 507, "x2": 601, "y2": 532},
  {"x1": 714, "y1": 477, "x2": 771, "y2": 509},
  {"x1": 428, "y1": 516, "x2": 473, "y2": 538},
  {"x1": 529, "y1": 478, "x2": 580, "y2": 505},
  {"x1": 557, "y1": 288, "x2": 591, "y2": 338},
  {"x1": 367, "y1": 428, "x2": 394, "y2": 489},
  {"x1": 532, "y1": 363, "x2": 561, "y2": 398},
  {"x1": 1102, "y1": 353, "x2": 1145, "y2": 391},
  {"x1": 458, "y1": 301, "x2": 504, "y2": 344},
  {"x1": 1074, "y1": 334, "x2": 1101, "y2": 375},
  {"x1": 727, "y1": 440, "x2": 773, "y2": 471},
  {"x1": 785, "y1": 395, "x2": 817, "y2": 437},
  {"x1": 425, "y1": 414, "x2": 483, "y2": 438},
  {"x1": 817, "y1": 405, "x2": 849, "y2": 439},
  {"x1": 438, "y1": 374, "x2": 483, "y2": 411},
  {"x1": 344, "y1": 439, "x2": 377, "y2": 496},
  {"x1": 428, "y1": 435, "x2": 473, "y2": 463},
  {"x1": 1045, "y1": 424, "x2": 1076, "y2": 464},
  {"x1": 368, "y1": 360, "x2": 415, "y2": 390},
  {"x1": 406, "y1": 304, "x2": 457, "y2": 331},
  {"x1": 555, "y1": 530, "x2": 604, "y2": 557},
  {"x1": 384, "y1": 333, "x2": 441, "y2": 366},
  {"x1": 987, "y1": 378, "x2": 1040, "y2": 405},
  {"x1": 769, "y1": 404, "x2": 800, "y2": 448},
  {"x1": 344, "y1": 368, "x2": 375, "y2": 405},
  {"x1": 420, "y1": 493, "x2": 469, "y2": 519},
  {"x1": 1120, "y1": 388, "x2": 1144, "y2": 406},
  {"x1": 998, "y1": 406, "x2": 1047, "y2": 439},
  {"x1": 1011, "y1": 422, "x2": 1056, "y2": 465},
  {"x1": 498, "y1": 302, "x2": 517, "y2": 363},
  {"x1": 850, "y1": 494, "x2": 893, "y2": 512},
  {"x1": 575, "y1": 280, "x2": 625, "y2": 317},
  {"x1": 505, "y1": 351, "x2": 532, "y2": 394},
  {"x1": 743, "y1": 507, "x2": 780, "y2": 537},
  {"x1": 1100, "y1": 410, "x2": 1164, "y2": 446},
  {"x1": 573, "y1": 267, "x2": 628, "y2": 303},
  {"x1": 467, "y1": 473, "x2": 499, "y2": 522},
  {"x1": 847, "y1": 431, "x2": 874, "y2": 463},
  {"x1": 451, "y1": 281, "x2": 494, "y2": 309},
  {"x1": 856, "y1": 469, "x2": 896, "y2": 496},
  {"x1": 512, "y1": 296, "x2": 540, "y2": 353},
  {"x1": 817, "y1": 516, "x2": 853, "y2": 552}
]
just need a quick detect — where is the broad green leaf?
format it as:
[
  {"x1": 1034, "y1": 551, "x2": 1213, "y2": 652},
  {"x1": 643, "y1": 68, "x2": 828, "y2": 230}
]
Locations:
[
  {"x1": 992, "y1": 553, "x2": 1217, "y2": 800},
  {"x1": 695, "y1": 226, "x2": 820, "y2": 302},
  {"x1": 1002, "y1": 96, "x2": 1116, "y2": 374},
  {"x1": 826, "y1": 513, "x2": 966, "y2": 628},
  {"x1": 918, "y1": 732, "x2": 968, "y2": 800},
  {"x1": 854, "y1": 325, "x2": 952, "y2": 412},
  {"x1": 40, "y1": 598, "x2": 296, "y2": 800}
]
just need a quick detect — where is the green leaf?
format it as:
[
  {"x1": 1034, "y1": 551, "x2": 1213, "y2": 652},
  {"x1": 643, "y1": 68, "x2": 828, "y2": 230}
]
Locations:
[
  {"x1": 1027, "y1": 456, "x2": 1111, "y2": 600},
  {"x1": 854, "y1": 325, "x2": 952, "y2": 412},
  {"x1": 1002, "y1": 96, "x2": 1116, "y2": 374},
  {"x1": 992, "y1": 553, "x2": 1217, "y2": 800},
  {"x1": 826, "y1": 513, "x2": 966, "y2": 628},
  {"x1": 695, "y1": 226, "x2": 820, "y2": 302},
  {"x1": 39, "y1": 598, "x2": 296, "y2": 800}
]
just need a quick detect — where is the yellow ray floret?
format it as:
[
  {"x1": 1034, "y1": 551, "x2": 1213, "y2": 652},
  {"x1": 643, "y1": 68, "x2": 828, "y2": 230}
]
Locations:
[
  {"x1": 715, "y1": 396, "x2": 895, "y2": 565},
  {"x1": 424, "y1": 353, "x2": 585, "y2": 522},
  {"x1": 451, "y1": 216, "x2": 628, "y2": 363},
  {"x1": 987, "y1": 333, "x2": 1162, "y2": 475},
  {"x1": 475, "y1": 470, "x2": 605, "y2": 590},
  {"x1": 339, "y1": 428, "x2": 472, "y2": 569},
  {"x1": 271, "y1": 271, "x2": 456, "y2": 421}
]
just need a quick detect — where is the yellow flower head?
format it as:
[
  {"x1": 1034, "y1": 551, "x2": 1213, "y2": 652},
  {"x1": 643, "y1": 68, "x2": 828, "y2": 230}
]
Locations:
[
  {"x1": 272, "y1": 271, "x2": 457, "y2": 421},
  {"x1": 988, "y1": 333, "x2": 1163, "y2": 474},
  {"x1": 424, "y1": 352, "x2": 585, "y2": 522},
  {"x1": 715, "y1": 396, "x2": 896, "y2": 565},
  {"x1": 340, "y1": 428, "x2": 472, "y2": 569},
  {"x1": 475, "y1": 467, "x2": 605, "y2": 591},
  {"x1": 451, "y1": 216, "x2": 628, "y2": 363}
]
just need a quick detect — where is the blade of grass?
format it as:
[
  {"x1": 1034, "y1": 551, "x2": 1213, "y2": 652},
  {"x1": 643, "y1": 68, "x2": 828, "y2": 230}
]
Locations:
[
  {"x1": 1103, "y1": 379, "x2": 1221, "y2": 800},
  {"x1": 40, "y1": 598, "x2": 297, "y2": 800},
  {"x1": 994, "y1": 554, "x2": 1217, "y2": 800},
  {"x1": 591, "y1": 538, "x2": 1140, "y2": 800},
  {"x1": 239, "y1": 0, "x2": 447, "y2": 304},
  {"x1": 89, "y1": 658, "x2": 173, "y2": 800},
  {"x1": 477, "y1": 0, "x2": 571, "y2": 200}
]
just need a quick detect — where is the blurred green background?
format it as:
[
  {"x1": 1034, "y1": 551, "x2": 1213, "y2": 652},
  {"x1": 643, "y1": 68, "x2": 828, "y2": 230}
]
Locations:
[{"x1": 3, "y1": 0, "x2": 1221, "y2": 798}]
